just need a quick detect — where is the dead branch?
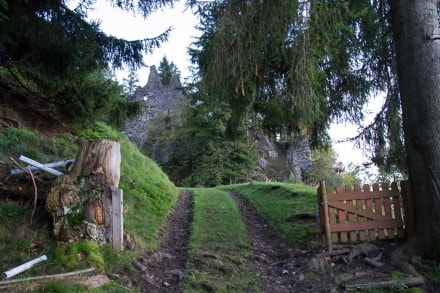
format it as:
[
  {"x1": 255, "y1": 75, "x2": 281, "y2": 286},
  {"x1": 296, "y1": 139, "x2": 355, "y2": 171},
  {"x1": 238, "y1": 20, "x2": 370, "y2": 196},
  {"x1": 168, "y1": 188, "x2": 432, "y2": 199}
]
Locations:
[
  {"x1": 0, "y1": 184, "x2": 50, "y2": 199},
  {"x1": 324, "y1": 248, "x2": 351, "y2": 257},
  {"x1": 0, "y1": 275, "x2": 110, "y2": 291},
  {"x1": 9, "y1": 157, "x2": 45, "y2": 183},
  {"x1": 364, "y1": 252, "x2": 384, "y2": 268},
  {"x1": 344, "y1": 276, "x2": 424, "y2": 291},
  {"x1": 0, "y1": 267, "x2": 96, "y2": 286},
  {"x1": 390, "y1": 239, "x2": 422, "y2": 277},
  {"x1": 342, "y1": 243, "x2": 380, "y2": 264}
]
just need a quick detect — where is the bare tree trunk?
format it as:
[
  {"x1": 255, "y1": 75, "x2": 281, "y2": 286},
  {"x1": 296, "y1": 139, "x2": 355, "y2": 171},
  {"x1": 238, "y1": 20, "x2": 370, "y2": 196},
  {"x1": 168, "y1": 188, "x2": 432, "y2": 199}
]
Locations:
[
  {"x1": 390, "y1": 0, "x2": 440, "y2": 258},
  {"x1": 46, "y1": 140, "x2": 121, "y2": 243}
]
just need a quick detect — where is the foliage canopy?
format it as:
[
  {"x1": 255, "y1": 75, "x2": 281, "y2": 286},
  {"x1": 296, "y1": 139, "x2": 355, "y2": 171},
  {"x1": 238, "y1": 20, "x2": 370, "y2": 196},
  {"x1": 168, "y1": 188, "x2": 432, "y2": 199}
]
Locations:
[
  {"x1": 189, "y1": 0, "x2": 405, "y2": 173},
  {"x1": 0, "y1": 0, "x2": 176, "y2": 126}
]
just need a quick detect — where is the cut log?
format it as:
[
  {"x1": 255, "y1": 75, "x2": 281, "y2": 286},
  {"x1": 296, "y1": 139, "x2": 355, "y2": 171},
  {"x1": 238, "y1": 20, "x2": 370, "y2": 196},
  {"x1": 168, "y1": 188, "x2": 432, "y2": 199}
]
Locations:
[
  {"x1": 364, "y1": 253, "x2": 384, "y2": 268},
  {"x1": 46, "y1": 139, "x2": 121, "y2": 243},
  {"x1": 344, "y1": 277, "x2": 425, "y2": 290},
  {"x1": 342, "y1": 243, "x2": 380, "y2": 264}
]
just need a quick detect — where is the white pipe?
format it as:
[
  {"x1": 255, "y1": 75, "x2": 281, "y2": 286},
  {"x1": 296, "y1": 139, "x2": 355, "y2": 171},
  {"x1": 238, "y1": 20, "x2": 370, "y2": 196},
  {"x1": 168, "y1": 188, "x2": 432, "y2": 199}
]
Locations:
[
  {"x1": 3, "y1": 255, "x2": 48, "y2": 279},
  {"x1": 19, "y1": 155, "x2": 63, "y2": 176},
  {"x1": 11, "y1": 159, "x2": 75, "y2": 175}
]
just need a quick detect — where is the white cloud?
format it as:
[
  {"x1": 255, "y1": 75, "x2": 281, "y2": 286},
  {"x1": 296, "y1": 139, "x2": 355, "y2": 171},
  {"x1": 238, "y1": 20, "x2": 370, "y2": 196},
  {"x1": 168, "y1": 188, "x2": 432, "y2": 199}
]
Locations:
[{"x1": 70, "y1": 0, "x2": 200, "y2": 85}]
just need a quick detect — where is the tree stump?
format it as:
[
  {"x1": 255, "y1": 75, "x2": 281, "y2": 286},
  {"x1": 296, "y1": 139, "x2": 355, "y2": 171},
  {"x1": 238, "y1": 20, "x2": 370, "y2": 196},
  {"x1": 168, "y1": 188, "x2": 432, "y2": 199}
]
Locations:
[{"x1": 46, "y1": 140, "x2": 121, "y2": 243}]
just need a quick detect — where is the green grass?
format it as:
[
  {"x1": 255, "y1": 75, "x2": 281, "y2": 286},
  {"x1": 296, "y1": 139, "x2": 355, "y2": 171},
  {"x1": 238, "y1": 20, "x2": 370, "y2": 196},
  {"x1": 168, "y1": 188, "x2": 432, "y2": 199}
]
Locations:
[
  {"x1": 0, "y1": 127, "x2": 78, "y2": 163},
  {"x1": 219, "y1": 182, "x2": 320, "y2": 245},
  {"x1": 184, "y1": 188, "x2": 258, "y2": 292},
  {"x1": 0, "y1": 122, "x2": 178, "y2": 290}
]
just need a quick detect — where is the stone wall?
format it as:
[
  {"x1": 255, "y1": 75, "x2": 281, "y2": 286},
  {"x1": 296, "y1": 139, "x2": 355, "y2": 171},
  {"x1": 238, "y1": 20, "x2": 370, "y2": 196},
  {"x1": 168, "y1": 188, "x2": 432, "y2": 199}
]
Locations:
[
  {"x1": 125, "y1": 66, "x2": 185, "y2": 149},
  {"x1": 248, "y1": 130, "x2": 312, "y2": 182}
]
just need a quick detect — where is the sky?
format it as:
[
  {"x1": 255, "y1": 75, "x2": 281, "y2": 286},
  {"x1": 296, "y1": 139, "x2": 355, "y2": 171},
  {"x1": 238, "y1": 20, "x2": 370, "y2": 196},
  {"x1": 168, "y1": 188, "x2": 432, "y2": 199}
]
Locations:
[
  {"x1": 73, "y1": 0, "x2": 201, "y2": 85},
  {"x1": 71, "y1": 0, "x2": 380, "y2": 169}
]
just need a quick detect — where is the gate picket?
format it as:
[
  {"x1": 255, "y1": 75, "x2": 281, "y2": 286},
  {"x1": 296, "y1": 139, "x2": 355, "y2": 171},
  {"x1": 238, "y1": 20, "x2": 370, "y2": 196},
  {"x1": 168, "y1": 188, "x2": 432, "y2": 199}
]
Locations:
[
  {"x1": 318, "y1": 181, "x2": 412, "y2": 246},
  {"x1": 345, "y1": 185, "x2": 357, "y2": 241}
]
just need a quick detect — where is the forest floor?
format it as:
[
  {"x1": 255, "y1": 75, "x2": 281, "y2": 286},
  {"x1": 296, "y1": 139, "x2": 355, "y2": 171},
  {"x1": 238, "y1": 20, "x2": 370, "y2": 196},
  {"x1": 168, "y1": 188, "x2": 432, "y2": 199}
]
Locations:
[{"x1": 131, "y1": 190, "x2": 440, "y2": 292}]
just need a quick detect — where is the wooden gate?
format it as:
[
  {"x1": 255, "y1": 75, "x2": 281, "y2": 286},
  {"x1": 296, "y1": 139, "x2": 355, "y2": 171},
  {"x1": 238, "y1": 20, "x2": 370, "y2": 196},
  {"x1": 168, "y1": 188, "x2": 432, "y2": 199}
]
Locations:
[{"x1": 318, "y1": 180, "x2": 415, "y2": 252}]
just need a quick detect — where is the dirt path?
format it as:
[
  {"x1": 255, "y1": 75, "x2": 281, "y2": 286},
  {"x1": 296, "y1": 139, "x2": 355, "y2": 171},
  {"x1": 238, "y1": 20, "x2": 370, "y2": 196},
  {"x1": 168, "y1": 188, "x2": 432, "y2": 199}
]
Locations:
[
  {"x1": 231, "y1": 190, "x2": 440, "y2": 293},
  {"x1": 135, "y1": 190, "x2": 193, "y2": 292},
  {"x1": 230, "y1": 190, "x2": 316, "y2": 292},
  {"x1": 130, "y1": 189, "x2": 440, "y2": 292}
]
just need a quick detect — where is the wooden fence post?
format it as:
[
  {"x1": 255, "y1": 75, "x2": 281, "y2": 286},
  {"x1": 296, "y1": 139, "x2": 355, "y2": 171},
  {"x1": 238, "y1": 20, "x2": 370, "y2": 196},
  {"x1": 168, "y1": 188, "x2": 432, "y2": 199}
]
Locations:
[
  {"x1": 112, "y1": 188, "x2": 123, "y2": 251},
  {"x1": 320, "y1": 181, "x2": 333, "y2": 253}
]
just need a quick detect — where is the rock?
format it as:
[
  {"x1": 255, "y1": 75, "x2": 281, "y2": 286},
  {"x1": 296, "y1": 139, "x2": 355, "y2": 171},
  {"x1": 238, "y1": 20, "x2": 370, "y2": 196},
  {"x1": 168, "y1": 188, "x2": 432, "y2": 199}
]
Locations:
[
  {"x1": 124, "y1": 232, "x2": 134, "y2": 250},
  {"x1": 298, "y1": 274, "x2": 305, "y2": 282},
  {"x1": 151, "y1": 252, "x2": 174, "y2": 262},
  {"x1": 133, "y1": 260, "x2": 147, "y2": 272},
  {"x1": 169, "y1": 269, "x2": 184, "y2": 280}
]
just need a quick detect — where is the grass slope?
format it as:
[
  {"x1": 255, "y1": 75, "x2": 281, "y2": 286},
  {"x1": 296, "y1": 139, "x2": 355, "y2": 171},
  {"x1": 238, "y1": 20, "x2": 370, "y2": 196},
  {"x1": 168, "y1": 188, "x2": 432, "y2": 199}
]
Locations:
[
  {"x1": 219, "y1": 182, "x2": 320, "y2": 245},
  {"x1": 0, "y1": 123, "x2": 178, "y2": 289},
  {"x1": 184, "y1": 188, "x2": 258, "y2": 292}
]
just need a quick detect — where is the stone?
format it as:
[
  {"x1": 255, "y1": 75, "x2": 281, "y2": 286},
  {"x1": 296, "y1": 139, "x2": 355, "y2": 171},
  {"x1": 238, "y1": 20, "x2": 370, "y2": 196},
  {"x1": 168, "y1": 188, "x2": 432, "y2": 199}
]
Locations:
[
  {"x1": 125, "y1": 68, "x2": 313, "y2": 183},
  {"x1": 169, "y1": 269, "x2": 184, "y2": 280},
  {"x1": 125, "y1": 65, "x2": 185, "y2": 160}
]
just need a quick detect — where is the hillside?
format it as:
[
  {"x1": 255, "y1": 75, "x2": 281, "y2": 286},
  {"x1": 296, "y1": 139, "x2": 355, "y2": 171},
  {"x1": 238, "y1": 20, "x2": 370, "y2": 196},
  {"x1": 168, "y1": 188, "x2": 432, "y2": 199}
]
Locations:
[
  {"x1": 1, "y1": 104, "x2": 439, "y2": 292},
  {"x1": 0, "y1": 103, "x2": 179, "y2": 290}
]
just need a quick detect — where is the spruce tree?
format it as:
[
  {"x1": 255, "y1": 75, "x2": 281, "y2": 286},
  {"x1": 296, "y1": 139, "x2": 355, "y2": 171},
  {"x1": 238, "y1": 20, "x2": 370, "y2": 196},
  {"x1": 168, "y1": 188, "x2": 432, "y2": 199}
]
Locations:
[
  {"x1": 157, "y1": 56, "x2": 180, "y2": 85},
  {"x1": 0, "y1": 0, "x2": 175, "y2": 124}
]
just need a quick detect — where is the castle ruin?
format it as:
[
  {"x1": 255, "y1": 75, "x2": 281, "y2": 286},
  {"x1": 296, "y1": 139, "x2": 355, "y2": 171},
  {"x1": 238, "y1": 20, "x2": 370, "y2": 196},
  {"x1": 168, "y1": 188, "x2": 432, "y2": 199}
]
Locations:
[
  {"x1": 125, "y1": 66, "x2": 312, "y2": 183},
  {"x1": 125, "y1": 65, "x2": 185, "y2": 149}
]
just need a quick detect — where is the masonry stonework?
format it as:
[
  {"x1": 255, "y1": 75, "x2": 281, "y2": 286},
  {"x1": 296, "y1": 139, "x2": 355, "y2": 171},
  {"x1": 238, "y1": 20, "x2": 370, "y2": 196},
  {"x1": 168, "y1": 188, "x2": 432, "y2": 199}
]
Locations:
[
  {"x1": 125, "y1": 66, "x2": 185, "y2": 149},
  {"x1": 125, "y1": 66, "x2": 312, "y2": 183}
]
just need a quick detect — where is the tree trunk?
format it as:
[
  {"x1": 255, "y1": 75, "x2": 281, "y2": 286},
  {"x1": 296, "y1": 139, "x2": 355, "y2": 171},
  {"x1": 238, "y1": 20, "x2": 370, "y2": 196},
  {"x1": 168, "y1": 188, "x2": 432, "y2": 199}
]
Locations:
[
  {"x1": 389, "y1": 0, "x2": 440, "y2": 258},
  {"x1": 46, "y1": 140, "x2": 121, "y2": 243}
]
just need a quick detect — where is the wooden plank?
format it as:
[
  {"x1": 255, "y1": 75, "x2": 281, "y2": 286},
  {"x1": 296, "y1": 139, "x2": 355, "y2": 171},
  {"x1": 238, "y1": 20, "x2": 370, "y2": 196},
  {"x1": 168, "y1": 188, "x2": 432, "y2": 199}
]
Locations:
[
  {"x1": 322, "y1": 182, "x2": 333, "y2": 251},
  {"x1": 336, "y1": 186, "x2": 348, "y2": 242},
  {"x1": 345, "y1": 185, "x2": 357, "y2": 241},
  {"x1": 383, "y1": 191, "x2": 393, "y2": 239},
  {"x1": 112, "y1": 188, "x2": 124, "y2": 251},
  {"x1": 329, "y1": 220, "x2": 403, "y2": 232},
  {"x1": 373, "y1": 183, "x2": 386, "y2": 239},
  {"x1": 364, "y1": 184, "x2": 377, "y2": 240},
  {"x1": 326, "y1": 189, "x2": 400, "y2": 201},
  {"x1": 326, "y1": 186, "x2": 339, "y2": 242},
  {"x1": 354, "y1": 184, "x2": 367, "y2": 241},
  {"x1": 320, "y1": 181, "x2": 409, "y2": 246},
  {"x1": 383, "y1": 183, "x2": 395, "y2": 238},
  {"x1": 327, "y1": 201, "x2": 403, "y2": 222},
  {"x1": 391, "y1": 182, "x2": 405, "y2": 238}
]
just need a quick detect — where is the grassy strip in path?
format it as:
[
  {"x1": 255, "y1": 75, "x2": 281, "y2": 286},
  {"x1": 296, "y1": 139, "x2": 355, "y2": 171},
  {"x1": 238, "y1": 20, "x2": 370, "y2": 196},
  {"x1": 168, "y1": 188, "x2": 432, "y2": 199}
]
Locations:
[
  {"x1": 184, "y1": 188, "x2": 258, "y2": 292},
  {"x1": 219, "y1": 182, "x2": 320, "y2": 246}
]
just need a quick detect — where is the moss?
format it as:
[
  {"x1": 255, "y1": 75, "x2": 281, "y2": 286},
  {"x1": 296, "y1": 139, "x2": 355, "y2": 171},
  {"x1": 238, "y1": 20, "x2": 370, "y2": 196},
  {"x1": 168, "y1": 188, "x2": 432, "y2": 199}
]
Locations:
[{"x1": 55, "y1": 241, "x2": 104, "y2": 271}]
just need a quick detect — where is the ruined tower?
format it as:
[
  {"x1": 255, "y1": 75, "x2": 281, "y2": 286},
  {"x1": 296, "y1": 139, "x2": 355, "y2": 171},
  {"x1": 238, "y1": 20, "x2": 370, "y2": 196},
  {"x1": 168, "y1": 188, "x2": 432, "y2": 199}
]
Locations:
[{"x1": 125, "y1": 66, "x2": 185, "y2": 149}]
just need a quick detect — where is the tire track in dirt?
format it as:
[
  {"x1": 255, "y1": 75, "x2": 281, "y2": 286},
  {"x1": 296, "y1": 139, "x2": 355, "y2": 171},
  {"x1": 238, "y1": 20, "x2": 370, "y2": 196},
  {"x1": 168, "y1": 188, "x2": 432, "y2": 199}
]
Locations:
[
  {"x1": 135, "y1": 190, "x2": 193, "y2": 292},
  {"x1": 230, "y1": 190, "x2": 314, "y2": 293}
]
